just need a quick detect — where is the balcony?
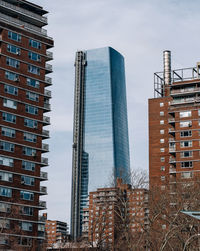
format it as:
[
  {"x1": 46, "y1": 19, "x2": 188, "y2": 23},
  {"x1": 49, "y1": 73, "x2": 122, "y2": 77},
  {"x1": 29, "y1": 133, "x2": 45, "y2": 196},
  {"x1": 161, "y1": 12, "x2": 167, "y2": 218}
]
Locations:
[
  {"x1": 169, "y1": 138, "x2": 175, "y2": 142},
  {"x1": 171, "y1": 87, "x2": 200, "y2": 96},
  {"x1": 41, "y1": 157, "x2": 48, "y2": 166},
  {"x1": 170, "y1": 97, "x2": 200, "y2": 106},
  {"x1": 42, "y1": 129, "x2": 50, "y2": 138},
  {"x1": 38, "y1": 215, "x2": 46, "y2": 222},
  {"x1": 0, "y1": 0, "x2": 47, "y2": 26},
  {"x1": 42, "y1": 143, "x2": 49, "y2": 152},
  {"x1": 169, "y1": 167, "x2": 176, "y2": 173},
  {"x1": 168, "y1": 118, "x2": 175, "y2": 123},
  {"x1": 44, "y1": 89, "x2": 52, "y2": 98},
  {"x1": 169, "y1": 147, "x2": 176, "y2": 153},
  {"x1": 169, "y1": 128, "x2": 175, "y2": 134},
  {"x1": 46, "y1": 51, "x2": 53, "y2": 61},
  {"x1": 44, "y1": 102, "x2": 51, "y2": 111},
  {"x1": 40, "y1": 186, "x2": 47, "y2": 195},
  {"x1": 40, "y1": 171, "x2": 48, "y2": 180},
  {"x1": 45, "y1": 76, "x2": 52, "y2": 86},
  {"x1": 39, "y1": 200, "x2": 46, "y2": 209},
  {"x1": 45, "y1": 63, "x2": 53, "y2": 73},
  {"x1": 43, "y1": 115, "x2": 50, "y2": 125},
  {"x1": 169, "y1": 157, "x2": 176, "y2": 164},
  {"x1": 0, "y1": 12, "x2": 50, "y2": 38}
]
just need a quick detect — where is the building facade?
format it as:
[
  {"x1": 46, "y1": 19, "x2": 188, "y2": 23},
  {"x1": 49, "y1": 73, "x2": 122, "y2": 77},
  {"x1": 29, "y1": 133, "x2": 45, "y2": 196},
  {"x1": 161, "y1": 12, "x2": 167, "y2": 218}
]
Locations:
[
  {"x1": 82, "y1": 179, "x2": 148, "y2": 249},
  {"x1": 149, "y1": 51, "x2": 200, "y2": 193},
  {"x1": 0, "y1": 0, "x2": 53, "y2": 249},
  {"x1": 45, "y1": 219, "x2": 68, "y2": 248},
  {"x1": 71, "y1": 47, "x2": 131, "y2": 239}
]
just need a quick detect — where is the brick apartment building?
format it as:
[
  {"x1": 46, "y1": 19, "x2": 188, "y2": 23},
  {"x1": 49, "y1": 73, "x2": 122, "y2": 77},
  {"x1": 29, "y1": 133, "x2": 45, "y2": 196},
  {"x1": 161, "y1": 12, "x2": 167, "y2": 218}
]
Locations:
[
  {"x1": 149, "y1": 51, "x2": 200, "y2": 195},
  {"x1": 0, "y1": 0, "x2": 53, "y2": 249},
  {"x1": 82, "y1": 179, "x2": 149, "y2": 249},
  {"x1": 45, "y1": 218, "x2": 68, "y2": 248}
]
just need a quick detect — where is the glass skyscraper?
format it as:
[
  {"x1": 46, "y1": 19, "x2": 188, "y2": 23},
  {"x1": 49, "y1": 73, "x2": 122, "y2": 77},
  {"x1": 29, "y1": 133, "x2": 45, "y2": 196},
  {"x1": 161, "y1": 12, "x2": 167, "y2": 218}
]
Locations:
[{"x1": 71, "y1": 47, "x2": 130, "y2": 239}]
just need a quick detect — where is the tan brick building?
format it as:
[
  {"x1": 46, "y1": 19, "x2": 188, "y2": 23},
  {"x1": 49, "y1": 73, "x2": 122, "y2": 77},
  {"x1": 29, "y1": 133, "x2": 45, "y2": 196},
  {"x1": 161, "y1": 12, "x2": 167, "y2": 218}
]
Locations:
[
  {"x1": 82, "y1": 179, "x2": 148, "y2": 249},
  {"x1": 0, "y1": 0, "x2": 53, "y2": 249},
  {"x1": 45, "y1": 219, "x2": 68, "y2": 248}
]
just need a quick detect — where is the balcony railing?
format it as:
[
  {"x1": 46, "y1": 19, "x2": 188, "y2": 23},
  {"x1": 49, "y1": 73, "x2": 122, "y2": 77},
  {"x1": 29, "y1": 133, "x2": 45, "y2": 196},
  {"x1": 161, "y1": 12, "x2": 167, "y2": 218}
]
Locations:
[
  {"x1": 0, "y1": 0, "x2": 47, "y2": 24},
  {"x1": 169, "y1": 167, "x2": 176, "y2": 173},
  {"x1": 0, "y1": 12, "x2": 49, "y2": 37},
  {"x1": 40, "y1": 186, "x2": 47, "y2": 195},
  {"x1": 171, "y1": 97, "x2": 200, "y2": 105},
  {"x1": 39, "y1": 200, "x2": 46, "y2": 208},
  {"x1": 168, "y1": 118, "x2": 175, "y2": 123},
  {"x1": 40, "y1": 171, "x2": 48, "y2": 180},
  {"x1": 46, "y1": 51, "x2": 53, "y2": 60},
  {"x1": 42, "y1": 143, "x2": 49, "y2": 152},
  {"x1": 41, "y1": 157, "x2": 48, "y2": 165},
  {"x1": 169, "y1": 147, "x2": 176, "y2": 152},
  {"x1": 45, "y1": 76, "x2": 52, "y2": 86},
  {"x1": 44, "y1": 102, "x2": 51, "y2": 110},
  {"x1": 169, "y1": 157, "x2": 176, "y2": 163},
  {"x1": 44, "y1": 89, "x2": 52, "y2": 97},
  {"x1": 45, "y1": 63, "x2": 53, "y2": 72},
  {"x1": 43, "y1": 115, "x2": 50, "y2": 124},
  {"x1": 169, "y1": 138, "x2": 175, "y2": 142},
  {"x1": 42, "y1": 129, "x2": 49, "y2": 138},
  {"x1": 171, "y1": 87, "x2": 200, "y2": 95},
  {"x1": 169, "y1": 128, "x2": 175, "y2": 133}
]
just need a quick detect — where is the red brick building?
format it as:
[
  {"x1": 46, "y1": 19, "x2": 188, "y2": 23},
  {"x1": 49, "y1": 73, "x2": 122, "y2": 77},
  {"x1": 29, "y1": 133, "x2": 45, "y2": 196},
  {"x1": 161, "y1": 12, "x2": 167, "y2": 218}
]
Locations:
[
  {"x1": 0, "y1": 0, "x2": 53, "y2": 249},
  {"x1": 82, "y1": 179, "x2": 148, "y2": 249},
  {"x1": 149, "y1": 51, "x2": 200, "y2": 194}
]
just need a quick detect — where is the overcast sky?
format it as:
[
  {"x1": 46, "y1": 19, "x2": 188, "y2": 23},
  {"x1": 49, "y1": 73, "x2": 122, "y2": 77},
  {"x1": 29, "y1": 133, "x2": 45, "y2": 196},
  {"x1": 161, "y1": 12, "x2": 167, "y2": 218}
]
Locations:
[{"x1": 30, "y1": 0, "x2": 200, "y2": 224}]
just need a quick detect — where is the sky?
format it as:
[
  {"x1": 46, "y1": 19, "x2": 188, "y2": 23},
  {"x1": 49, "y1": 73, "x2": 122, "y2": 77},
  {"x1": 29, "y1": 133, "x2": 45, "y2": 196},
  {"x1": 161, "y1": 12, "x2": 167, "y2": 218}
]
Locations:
[{"x1": 30, "y1": 0, "x2": 200, "y2": 225}]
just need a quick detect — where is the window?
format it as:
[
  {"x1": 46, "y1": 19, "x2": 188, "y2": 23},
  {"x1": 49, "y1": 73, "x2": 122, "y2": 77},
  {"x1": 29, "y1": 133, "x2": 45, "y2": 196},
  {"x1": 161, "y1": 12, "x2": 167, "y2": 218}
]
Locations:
[
  {"x1": 161, "y1": 157, "x2": 165, "y2": 162},
  {"x1": 24, "y1": 132, "x2": 37, "y2": 143},
  {"x1": 160, "y1": 102, "x2": 164, "y2": 107},
  {"x1": 180, "y1": 151, "x2": 193, "y2": 158},
  {"x1": 162, "y1": 224, "x2": 166, "y2": 230},
  {"x1": 160, "y1": 111, "x2": 164, "y2": 116},
  {"x1": 179, "y1": 111, "x2": 191, "y2": 118},
  {"x1": 6, "y1": 57, "x2": 20, "y2": 68},
  {"x1": 0, "y1": 156, "x2": 13, "y2": 167},
  {"x1": 25, "y1": 105, "x2": 38, "y2": 115},
  {"x1": 181, "y1": 162, "x2": 193, "y2": 168},
  {"x1": 8, "y1": 31, "x2": 21, "y2": 42},
  {"x1": 0, "y1": 141, "x2": 14, "y2": 152},
  {"x1": 2, "y1": 112, "x2": 16, "y2": 123},
  {"x1": 7, "y1": 44, "x2": 21, "y2": 55},
  {"x1": 161, "y1": 185, "x2": 165, "y2": 190},
  {"x1": 0, "y1": 171, "x2": 12, "y2": 182},
  {"x1": 2, "y1": 127, "x2": 15, "y2": 138},
  {"x1": 20, "y1": 191, "x2": 34, "y2": 201},
  {"x1": 198, "y1": 109, "x2": 200, "y2": 116},
  {"x1": 29, "y1": 39, "x2": 41, "y2": 49},
  {"x1": 24, "y1": 118, "x2": 37, "y2": 128},
  {"x1": 5, "y1": 71, "x2": 19, "y2": 82},
  {"x1": 3, "y1": 98, "x2": 17, "y2": 109},
  {"x1": 161, "y1": 176, "x2": 165, "y2": 181},
  {"x1": 160, "y1": 148, "x2": 165, "y2": 152},
  {"x1": 21, "y1": 222, "x2": 33, "y2": 231},
  {"x1": 21, "y1": 176, "x2": 34, "y2": 186},
  {"x1": 161, "y1": 166, "x2": 165, "y2": 171},
  {"x1": 28, "y1": 65, "x2": 40, "y2": 75},
  {"x1": 21, "y1": 206, "x2": 33, "y2": 216},
  {"x1": 160, "y1": 120, "x2": 164, "y2": 125},
  {"x1": 160, "y1": 130, "x2": 164, "y2": 134},
  {"x1": 180, "y1": 121, "x2": 192, "y2": 128},
  {"x1": 23, "y1": 147, "x2": 36, "y2": 156},
  {"x1": 160, "y1": 139, "x2": 164, "y2": 143},
  {"x1": 4, "y1": 84, "x2": 18, "y2": 95},
  {"x1": 22, "y1": 161, "x2": 35, "y2": 171},
  {"x1": 27, "y1": 78, "x2": 39, "y2": 88},
  {"x1": 0, "y1": 219, "x2": 10, "y2": 229},
  {"x1": 180, "y1": 131, "x2": 192, "y2": 137},
  {"x1": 28, "y1": 51, "x2": 41, "y2": 62},
  {"x1": 26, "y1": 92, "x2": 39, "y2": 102},
  {"x1": 180, "y1": 141, "x2": 192, "y2": 148},
  {"x1": 181, "y1": 171, "x2": 193, "y2": 179},
  {"x1": 0, "y1": 187, "x2": 12, "y2": 197}
]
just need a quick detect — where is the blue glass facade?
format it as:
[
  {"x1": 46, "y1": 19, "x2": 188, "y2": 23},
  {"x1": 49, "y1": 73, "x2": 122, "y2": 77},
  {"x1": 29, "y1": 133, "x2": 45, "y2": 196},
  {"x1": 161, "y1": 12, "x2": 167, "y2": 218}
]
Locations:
[{"x1": 71, "y1": 47, "x2": 130, "y2": 238}]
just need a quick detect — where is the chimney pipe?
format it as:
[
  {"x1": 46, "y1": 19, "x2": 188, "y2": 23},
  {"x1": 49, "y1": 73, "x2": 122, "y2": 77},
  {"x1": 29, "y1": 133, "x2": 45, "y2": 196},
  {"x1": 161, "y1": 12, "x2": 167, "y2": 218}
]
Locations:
[{"x1": 163, "y1": 50, "x2": 171, "y2": 85}]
